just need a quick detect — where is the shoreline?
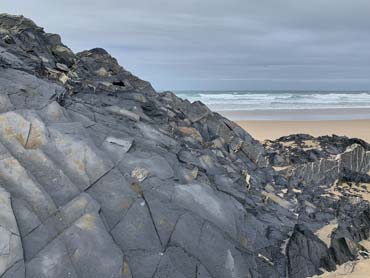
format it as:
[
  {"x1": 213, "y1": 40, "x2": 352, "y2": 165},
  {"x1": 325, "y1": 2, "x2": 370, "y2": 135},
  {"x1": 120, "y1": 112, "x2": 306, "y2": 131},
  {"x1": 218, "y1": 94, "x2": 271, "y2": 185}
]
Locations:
[
  {"x1": 220, "y1": 107, "x2": 370, "y2": 121},
  {"x1": 236, "y1": 119, "x2": 370, "y2": 143}
]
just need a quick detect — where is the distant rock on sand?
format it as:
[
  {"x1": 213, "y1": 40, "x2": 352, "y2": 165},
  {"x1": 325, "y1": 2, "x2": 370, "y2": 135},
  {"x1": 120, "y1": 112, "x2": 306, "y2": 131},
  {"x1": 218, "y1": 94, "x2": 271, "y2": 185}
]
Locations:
[{"x1": 0, "y1": 14, "x2": 370, "y2": 278}]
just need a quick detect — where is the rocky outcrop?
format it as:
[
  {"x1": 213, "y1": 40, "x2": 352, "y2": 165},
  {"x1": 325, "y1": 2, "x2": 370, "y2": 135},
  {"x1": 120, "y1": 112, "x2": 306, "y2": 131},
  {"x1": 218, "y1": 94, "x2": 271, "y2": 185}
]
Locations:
[
  {"x1": 0, "y1": 14, "x2": 370, "y2": 278},
  {"x1": 265, "y1": 135, "x2": 370, "y2": 277}
]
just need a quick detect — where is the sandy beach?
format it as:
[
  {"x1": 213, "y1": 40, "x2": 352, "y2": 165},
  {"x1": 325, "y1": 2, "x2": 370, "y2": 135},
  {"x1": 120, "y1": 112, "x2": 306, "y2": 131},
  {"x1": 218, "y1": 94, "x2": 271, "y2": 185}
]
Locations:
[
  {"x1": 222, "y1": 108, "x2": 370, "y2": 121},
  {"x1": 218, "y1": 108, "x2": 370, "y2": 143},
  {"x1": 236, "y1": 119, "x2": 370, "y2": 143}
]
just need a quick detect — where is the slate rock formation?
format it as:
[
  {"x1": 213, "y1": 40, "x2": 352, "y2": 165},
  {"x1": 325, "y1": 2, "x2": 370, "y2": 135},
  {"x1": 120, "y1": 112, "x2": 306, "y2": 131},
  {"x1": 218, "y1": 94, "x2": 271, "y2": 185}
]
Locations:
[{"x1": 0, "y1": 14, "x2": 370, "y2": 278}]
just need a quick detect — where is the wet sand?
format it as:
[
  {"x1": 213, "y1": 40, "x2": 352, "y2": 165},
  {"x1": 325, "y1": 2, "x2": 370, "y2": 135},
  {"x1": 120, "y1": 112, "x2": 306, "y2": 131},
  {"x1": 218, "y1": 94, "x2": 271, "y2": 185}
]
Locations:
[
  {"x1": 235, "y1": 119, "x2": 370, "y2": 143},
  {"x1": 222, "y1": 108, "x2": 370, "y2": 121}
]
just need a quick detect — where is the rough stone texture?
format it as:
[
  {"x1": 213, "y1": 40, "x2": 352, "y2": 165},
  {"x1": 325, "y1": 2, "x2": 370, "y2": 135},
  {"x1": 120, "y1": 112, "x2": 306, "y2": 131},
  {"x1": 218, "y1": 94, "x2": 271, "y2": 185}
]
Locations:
[
  {"x1": 1, "y1": 13, "x2": 370, "y2": 278},
  {"x1": 0, "y1": 187, "x2": 24, "y2": 278}
]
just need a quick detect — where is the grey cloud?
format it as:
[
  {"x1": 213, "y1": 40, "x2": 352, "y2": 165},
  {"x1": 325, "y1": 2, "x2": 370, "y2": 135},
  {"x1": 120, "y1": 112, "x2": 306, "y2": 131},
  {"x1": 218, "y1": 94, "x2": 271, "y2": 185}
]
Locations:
[{"x1": 1, "y1": 0, "x2": 370, "y2": 90}]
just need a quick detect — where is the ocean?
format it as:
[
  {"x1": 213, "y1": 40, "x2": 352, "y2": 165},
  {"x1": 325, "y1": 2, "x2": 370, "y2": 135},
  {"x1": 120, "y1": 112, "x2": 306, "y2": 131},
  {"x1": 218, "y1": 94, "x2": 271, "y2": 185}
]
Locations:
[{"x1": 174, "y1": 91, "x2": 370, "y2": 120}]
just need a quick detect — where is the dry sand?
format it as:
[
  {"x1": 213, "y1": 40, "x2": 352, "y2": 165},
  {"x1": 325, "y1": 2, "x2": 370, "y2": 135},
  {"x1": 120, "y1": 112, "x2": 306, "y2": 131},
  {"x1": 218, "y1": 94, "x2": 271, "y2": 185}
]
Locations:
[
  {"x1": 236, "y1": 120, "x2": 370, "y2": 143},
  {"x1": 310, "y1": 258, "x2": 370, "y2": 278}
]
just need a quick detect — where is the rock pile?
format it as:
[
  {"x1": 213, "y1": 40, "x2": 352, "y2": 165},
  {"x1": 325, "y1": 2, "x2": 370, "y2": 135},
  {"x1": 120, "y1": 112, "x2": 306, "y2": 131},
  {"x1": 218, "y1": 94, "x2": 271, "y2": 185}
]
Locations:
[{"x1": 0, "y1": 14, "x2": 370, "y2": 278}]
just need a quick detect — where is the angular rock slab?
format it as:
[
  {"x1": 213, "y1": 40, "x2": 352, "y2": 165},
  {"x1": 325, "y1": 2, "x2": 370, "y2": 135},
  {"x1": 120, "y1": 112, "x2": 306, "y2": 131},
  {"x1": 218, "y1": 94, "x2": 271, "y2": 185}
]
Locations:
[
  {"x1": 119, "y1": 151, "x2": 174, "y2": 180},
  {"x1": 87, "y1": 168, "x2": 137, "y2": 229},
  {"x1": 287, "y1": 225, "x2": 336, "y2": 278},
  {"x1": 0, "y1": 143, "x2": 57, "y2": 221},
  {"x1": 339, "y1": 144, "x2": 370, "y2": 174},
  {"x1": 289, "y1": 157, "x2": 339, "y2": 187},
  {"x1": 0, "y1": 111, "x2": 79, "y2": 207},
  {"x1": 101, "y1": 136, "x2": 133, "y2": 164},
  {"x1": 0, "y1": 187, "x2": 24, "y2": 278},
  {"x1": 111, "y1": 198, "x2": 162, "y2": 251},
  {"x1": 45, "y1": 122, "x2": 114, "y2": 190},
  {"x1": 62, "y1": 213, "x2": 124, "y2": 278},
  {"x1": 172, "y1": 183, "x2": 243, "y2": 240},
  {"x1": 0, "y1": 111, "x2": 30, "y2": 147},
  {"x1": 0, "y1": 68, "x2": 64, "y2": 110},
  {"x1": 0, "y1": 94, "x2": 13, "y2": 113},
  {"x1": 24, "y1": 193, "x2": 123, "y2": 278},
  {"x1": 26, "y1": 211, "x2": 124, "y2": 278}
]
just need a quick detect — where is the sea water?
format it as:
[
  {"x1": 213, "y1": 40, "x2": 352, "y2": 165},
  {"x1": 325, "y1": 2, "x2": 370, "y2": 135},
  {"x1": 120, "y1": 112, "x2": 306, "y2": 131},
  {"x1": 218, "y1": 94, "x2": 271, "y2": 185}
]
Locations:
[{"x1": 174, "y1": 91, "x2": 370, "y2": 120}]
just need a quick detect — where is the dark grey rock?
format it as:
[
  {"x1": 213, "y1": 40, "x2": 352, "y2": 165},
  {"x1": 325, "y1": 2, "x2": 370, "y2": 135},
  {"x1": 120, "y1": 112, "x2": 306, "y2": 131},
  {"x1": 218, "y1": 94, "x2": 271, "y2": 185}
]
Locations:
[
  {"x1": 119, "y1": 151, "x2": 174, "y2": 180},
  {"x1": 286, "y1": 225, "x2": 336, "y2": 278},
  {"x1": 111, "y1": 198, "x2": 162, "y2": 251},
  {"x1": 0, "y1": 187, "x2": 23, "y2": 277}
]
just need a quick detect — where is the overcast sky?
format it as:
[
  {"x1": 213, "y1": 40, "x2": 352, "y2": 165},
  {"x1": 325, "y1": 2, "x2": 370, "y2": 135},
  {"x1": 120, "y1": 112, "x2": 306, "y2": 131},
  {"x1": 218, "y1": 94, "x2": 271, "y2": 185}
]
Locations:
[{"x1": 2, "y1": 0, "x2": 370, "y2": 90}]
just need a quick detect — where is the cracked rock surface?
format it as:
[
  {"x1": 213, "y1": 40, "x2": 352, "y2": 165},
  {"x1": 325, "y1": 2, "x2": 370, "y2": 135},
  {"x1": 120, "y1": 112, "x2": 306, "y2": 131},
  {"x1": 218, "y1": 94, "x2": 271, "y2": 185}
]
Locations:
[{"x1": 0, "y1": 14, "x2": 370, "y2": 278}]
